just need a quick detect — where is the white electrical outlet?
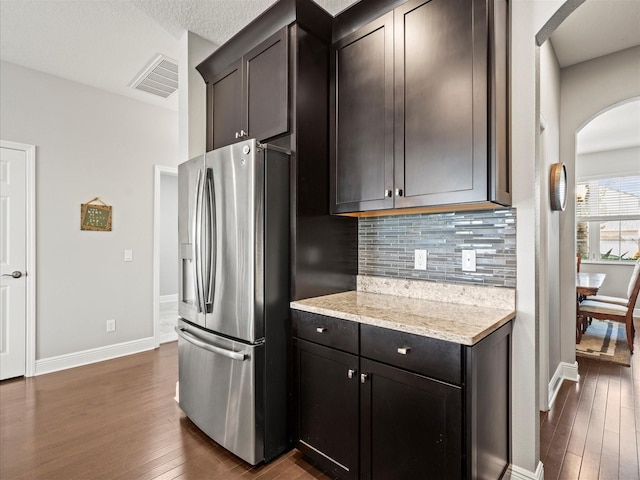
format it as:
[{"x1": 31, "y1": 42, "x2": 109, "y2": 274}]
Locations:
[
  {"x1": 414, "y1": 249, "x2": 427, "y2": 270},
  {"x1": 106, "y1": 319, "x2": 116, "y2": 332},
  {"x1": 462, "y1": 250, "x2": 476, "y2": 272},
  {"x1": 124, "y1": 250, "x2": 133, "y2": 262}
]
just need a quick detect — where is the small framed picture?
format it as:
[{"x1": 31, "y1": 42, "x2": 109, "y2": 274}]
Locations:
[{"x1": 81, "y1": 199, "x2": 112, "y2": 231}]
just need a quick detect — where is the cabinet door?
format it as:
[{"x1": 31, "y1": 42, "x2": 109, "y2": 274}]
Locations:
[
  {"x1": 360, "y1": 358, "x2": 462, "y2": 479},
  {"x1": 294, "y1": 339, "x2": 359, "y2": 480},
  {"x1": 207, "y1": 60, "x2": 242, "y2": 151},
  {"x1": 394, "y1": 0, "x2": 488, "y2": 207},
  {"x1": 330, "y1": 12, "x2": 394, "y2": 214},
  {"x1": 243, "y1": 28, "x2": 289, "y2": 142}
]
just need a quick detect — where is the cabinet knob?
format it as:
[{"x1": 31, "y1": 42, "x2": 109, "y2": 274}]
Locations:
[
  {"x1": 360, "y1": 373, "x2": 368, "y2": 384},
  {"x1": 348, "y1": 369, "x2": 356, "y2": 379},
  {"x1": 397, "y1": 347, "x2": 411, "y2": 355},
  {"x1": 384, "y1": 189, "x2": 392, "y2": 198},
  {"x1": 316, "y1": 327, "x2": 327, "y2": 334},
  {"x1": 395, "y1": 188, "x2": 403, "y2": 197}
]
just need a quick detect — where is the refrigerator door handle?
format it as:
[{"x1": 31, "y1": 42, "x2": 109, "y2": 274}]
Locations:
[
  {"x1": 176, "y1": 327, "x2": 247, "y2": 361},
  {"x1": 194, "y1": 169, "x2": 205, "y2": 313},
  {"x1": 204, "y1": 168, "x2": 215, "y2": 313}
]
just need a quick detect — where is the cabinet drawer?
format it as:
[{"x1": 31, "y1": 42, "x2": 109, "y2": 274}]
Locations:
[
  {"x1": 292, "y1": 310, "x2": 358, "y2": 354},
  {"x1": 360, "y1": 324, "x2": 461, "y2": 385}
]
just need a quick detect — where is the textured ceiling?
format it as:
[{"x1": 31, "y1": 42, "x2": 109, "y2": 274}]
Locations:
[{"x1": 132, "y1": 0, "x2": 357, "y2": 45}]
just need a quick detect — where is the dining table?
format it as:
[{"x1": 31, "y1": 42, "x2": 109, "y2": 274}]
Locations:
[{"x1": 576, "y1": 272, "x2": 606, "y2": 342}]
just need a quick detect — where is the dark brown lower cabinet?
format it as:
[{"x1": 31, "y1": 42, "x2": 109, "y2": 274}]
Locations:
[
  {"x1": 294, "y1": 339, "x2": 359, "y2": 480},
  {"x1": 360, "y1": 358, "x2": 462, "y2": 479},
  {"x1": 292, "y1": 310, "x2": 512, "y2": 480}
]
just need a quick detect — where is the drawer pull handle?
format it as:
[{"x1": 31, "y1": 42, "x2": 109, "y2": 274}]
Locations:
[
  {"x1": 316, "y1": 327, "x2": 327, "y2": 333},
  {"x1": 360, "y1": 373, "x2": 368, "y2": 384},
  {"x1": 397, "y1": 347, "x2": 411, "y2": 355},
  {"x1": 348, "y1": 369, "x2": 356, "y2": 379}
]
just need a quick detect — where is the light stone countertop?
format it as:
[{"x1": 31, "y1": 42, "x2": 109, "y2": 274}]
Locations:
[{"x1": 290, "y1": 277, "x2": 516, "y2": 345}]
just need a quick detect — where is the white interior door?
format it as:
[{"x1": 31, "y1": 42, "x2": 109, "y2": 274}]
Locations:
[{"x1": 1, "y1": 146, "x2": 27, "y2": 379}]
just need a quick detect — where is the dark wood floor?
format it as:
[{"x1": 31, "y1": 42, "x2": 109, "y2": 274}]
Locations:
[
  {"x1": 540, "y1": 317, "x2": 640, "y2": 480},
  {"x1": 0, "y1": 342, "x2": 330, "y2": 480},
  {"x1": 4, "y1": 328, "x2": 639, "y2": 480}
]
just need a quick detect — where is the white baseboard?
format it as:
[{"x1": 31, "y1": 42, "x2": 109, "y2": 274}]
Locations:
[
  {"x1": 35, "y1": 337, "x2": 156, "y2": 376},
  {"x1": 511, "y1": 461, "x2": 544, "y2": 480},
  {"x1": 160, "y1": 294, "x2": 178, "y2": 303},
  {"x1": 547, "y1": 364, "x2": 564, "y2": 409},
  {"x1": 159, "y1": 331, "x2": 178, "y2": 344},
  {"x1": 561, "y1": 361, "x2": 579, "y2": 383},
  {"x1": 547, "y1": 361, "x2": 579, "y2": 409}
]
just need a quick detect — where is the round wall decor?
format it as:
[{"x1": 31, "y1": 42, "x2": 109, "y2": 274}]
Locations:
[{"x1": 549, "y1": 162, "x2": 567, "y2": 211}]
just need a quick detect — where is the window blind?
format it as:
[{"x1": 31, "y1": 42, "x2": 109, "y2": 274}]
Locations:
[{"x1": 576, "y1": 175, "x2": 640, "y2": 222}]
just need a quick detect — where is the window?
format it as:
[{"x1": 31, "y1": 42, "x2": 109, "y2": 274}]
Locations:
[{"x1": 576, "y1": 175, "x2": 640, "y2": 262}]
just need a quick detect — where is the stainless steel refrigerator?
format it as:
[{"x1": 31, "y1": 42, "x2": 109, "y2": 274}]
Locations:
[{"x1": 176, "y1": 139, "x2": 290, "y2": 465}]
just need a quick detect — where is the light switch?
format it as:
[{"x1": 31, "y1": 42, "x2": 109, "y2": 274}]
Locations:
[
  {"x1": 124, "y1": 249, "x2": 133, "y2": 262},
  {"x1": 462, "y1": 250, "x2": 476, "y2": 272}
]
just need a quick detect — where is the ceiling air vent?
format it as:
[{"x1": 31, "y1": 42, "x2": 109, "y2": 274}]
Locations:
[{"x1": 130, "y1": 54, "x2": 178, "y2": 98}]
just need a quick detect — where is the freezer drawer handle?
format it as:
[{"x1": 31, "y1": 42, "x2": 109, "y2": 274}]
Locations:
[{"x1": 176, "y1": 328, "x2": 247, "y2": 361}]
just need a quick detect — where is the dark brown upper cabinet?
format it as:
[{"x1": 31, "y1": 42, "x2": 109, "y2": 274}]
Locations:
[
  {"x1": 243, "y1": 29, "x2": 289, "y2": 143},
  {"x1": 330, "y1": 0, "x2": 511, "y2": 216},
  {"x1": 205, "y1": 28, "x2": 289, "y2": 150},
  {"x1": 330, "y1": 12, "x2": 394, "y2": 213},
  {"x1": 208, "y1": 61, "x2": 242, "y2": 150}
]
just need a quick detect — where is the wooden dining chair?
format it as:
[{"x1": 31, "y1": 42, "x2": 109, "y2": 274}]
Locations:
[
  {"x1": 578, "y1": 262, "x2": 640, "y2": 353},
  {"x1": 576, "y1": 253, "x2": 581, "y2": 273}
]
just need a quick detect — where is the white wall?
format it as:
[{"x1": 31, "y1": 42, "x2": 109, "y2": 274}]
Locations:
[
  {"x1": 511, "y1": 0, "x2": 565, "y2": 474},
  {"x1": 581, "y1": 262, "x2": 636, "y2": 298},
  {"x1": 159, "y1": 174, "x2": 178, "y2": 296},
  {"x1": 0, "y1": 61, "x2": 179, "y2": 360},
  {"x1": 559, "y1": 46, "x2": 640, "y2": 370},
  {"x1": 577, "y1": 146, "x2": 640, "y2": 178},
  {"x1": 539, "y1": 39, "x2": 562, "y2": 409},
  {"x1": 178, "y1": 31, "x2": 215, "y2": 163}
]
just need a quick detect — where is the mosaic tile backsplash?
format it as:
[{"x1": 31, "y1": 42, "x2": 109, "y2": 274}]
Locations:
[{"x1": 358, "y1": 208, "x2": 517, "y2": 288}]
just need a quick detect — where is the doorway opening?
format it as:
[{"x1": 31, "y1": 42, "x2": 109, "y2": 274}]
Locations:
[{"x1": 153, "y1": 165, "x2": 178, "y2": 346}]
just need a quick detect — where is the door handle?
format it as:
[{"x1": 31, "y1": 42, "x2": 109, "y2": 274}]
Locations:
[
  {"x1": 2, "y1": 271, "x2": 24, "y2": 279},
  {"x1": 175, "y1": 328, "x2": 247, "y2": 361},
  {"x1": 193, "y1": 169, "x2": 204, "y2": 313},
  {"x1": 204, "y1": 168, "x2": 215, "y2": 313}
]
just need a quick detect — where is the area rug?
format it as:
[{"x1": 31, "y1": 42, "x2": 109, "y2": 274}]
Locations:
[{"x1": 576, "y1": 319, "x2": 631, "y2": 367}]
